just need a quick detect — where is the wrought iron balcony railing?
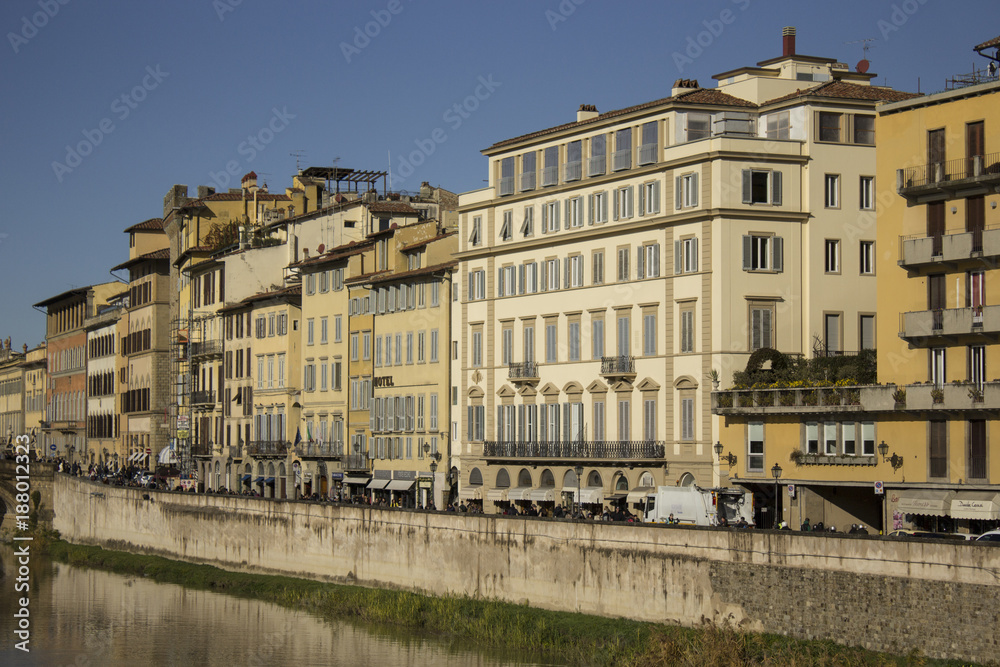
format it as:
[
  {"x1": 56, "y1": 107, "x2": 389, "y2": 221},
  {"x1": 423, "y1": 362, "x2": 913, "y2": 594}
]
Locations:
[
  {"x1": 295, "y1": 442, "x2": 342, "y2": 458},
  {"x1": 246, "y1": 440, "x2": 288, "y2": 457},
  {"x1": 483, "y1": 440, "x2": 664, "y2": 460},
  {"x1": 507, "y1": 361, "x2": 539, "y2": 381},
  {"x1": 600, "y1": 355, "x2": 635, "y2": 376},
  {"x1": 191, "y1": 390, "x2": 217, "y2": 405}
]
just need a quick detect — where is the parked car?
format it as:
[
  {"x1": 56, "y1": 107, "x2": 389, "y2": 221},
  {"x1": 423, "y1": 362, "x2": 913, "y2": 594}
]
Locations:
[{"x1": 975, "y1": 530, "x2": 1000, "y2": 542}]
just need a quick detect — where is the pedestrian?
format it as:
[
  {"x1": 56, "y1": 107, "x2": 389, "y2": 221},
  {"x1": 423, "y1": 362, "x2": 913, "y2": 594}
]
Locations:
[{"x1": 801, "y1": 517, "x2": 811, "y2": 532}]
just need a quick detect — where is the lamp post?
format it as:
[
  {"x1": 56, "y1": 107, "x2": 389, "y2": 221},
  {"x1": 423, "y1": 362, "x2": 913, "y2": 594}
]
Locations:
[
  {"x1": 714, "y1": 441, "x2": 737, "y2": 468},
  {"x1": 771, "y1": 463, "x2": 782, "y2": 529},
  {"x1": 574, "y1": 464, "x2": 584, "y2": 517},
  {"x1": 429, "y1": 459, "x2": 437, "y2": 510}
]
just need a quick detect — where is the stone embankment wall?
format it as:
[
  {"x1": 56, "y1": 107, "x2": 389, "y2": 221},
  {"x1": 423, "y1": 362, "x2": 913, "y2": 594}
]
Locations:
[{"x1": 53, "y1": 475, "x2": 999, "y2": 663}]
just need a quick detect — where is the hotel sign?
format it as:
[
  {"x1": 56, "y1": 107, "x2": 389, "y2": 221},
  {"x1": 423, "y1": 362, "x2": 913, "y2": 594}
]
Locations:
[{"x1": 374, "y1": 376, "x2": 394, "y2": 388}]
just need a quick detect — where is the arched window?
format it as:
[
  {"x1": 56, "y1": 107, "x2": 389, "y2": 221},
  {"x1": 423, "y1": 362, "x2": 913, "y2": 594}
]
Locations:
[
  {"x1": 587, "y1": 471, "x2": 603, "y2": 488},
  {"x1": 469, "y1": 467, "x2": 483, "y2": 486},
  {"x1": 495, "y1": 468, "x2": 510, "y2": 488},
  {"x1": 517, "y1": 468, "x2": 532, "y2": 487},
  {"x1": 640, "y1": 471, "x2": 655, "y2": 487},
  {"x1": 539, "y1": 469, "x2": 555, "y2": 488}
]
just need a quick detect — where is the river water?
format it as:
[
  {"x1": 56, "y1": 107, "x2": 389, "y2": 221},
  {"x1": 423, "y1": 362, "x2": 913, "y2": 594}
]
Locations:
[{"x1": 0, "y1": 543, "x2": 545, "y2": 667}]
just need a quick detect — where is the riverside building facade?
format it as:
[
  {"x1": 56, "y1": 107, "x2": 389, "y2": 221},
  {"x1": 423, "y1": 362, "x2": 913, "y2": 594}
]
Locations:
[{"x1": 456, "y1": 28, "x2": 916, "y2": 514}]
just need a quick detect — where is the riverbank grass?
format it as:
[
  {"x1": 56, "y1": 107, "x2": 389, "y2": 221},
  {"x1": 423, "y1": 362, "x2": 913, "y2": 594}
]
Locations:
[{"x1": 44, "y1": 540, "x2": 979, "y2": 667}]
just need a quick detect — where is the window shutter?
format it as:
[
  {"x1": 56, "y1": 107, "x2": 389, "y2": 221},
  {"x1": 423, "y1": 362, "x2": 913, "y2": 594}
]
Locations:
[
  {"x1": 652, "y1": 181, "x2": 661, "y2": 213},
  {"x1": 762, "y1": 309, "x2": 773, "y2": 348},
  {"x1": 519, "y1": 264, "x2": 525, "y2": 295},
  {"x1": 675, "y1": 175, "x2": 683, "y2": 209},
  {"x1": 773, "y1": 236, "x2": 784, "y2": 272},
  {"x1": 636, "y1": 246, "x2": 644, "y2": 279},
  {"x1": 601, "y1": 191, "x2": 608, "y2": 221},
  {"x1": 588, "y1": 194, "x2": 594, "y2": 225},
  {"x1": 771, "y1": 171, "x2": 783, "y2": 206},
  {"x1": 675, "y1": 240, "x2": 683, "y2": 274},
  {"x1": 541, "y1": 204, "x2": 548, "y2": 233},
  {"x1": 564, "y1": 199, "x2": 570, "y2": 228},
  {"x1": 467, "y1": 406, "x2": 473, "y2": 441},
  {"x1": 563, "y1": 404, "x2": 571, "y2": 442},
  {"x1": 553, "y1": 404, "x2": 561, "y2": 440},
  {"x1": 627, "y1": 186, "x2": 634, "y2": 216},
  {"x1": 690, "y1": 173, "x2": 698, "y2": 207},
  {"x1": 540, "y1": 263, "x2": 547, "y2": 291},
  {"x1": 638, "y1": 184, "x2": 646, "y2": 216},
  {"x1": 742, "y1": 170, "x2": 752, "y2": 204},
  {"x1": 539, "y1": 404, "x2": 547, "y2": 440},
  {"x1": 742, "y1": 235, "x2": 752, "y2": 270},
  {"x1": 497, "y1": 268, "x2": 504, "y2": 297},
  {"x1": 653, "y1": 244, "x2": 660, "y2": 277},
  {"x1": 565, "y1": 257, "x2": 571, "y2": 288},
  {"x1": 497, "y1": 406, "x2": 503, "y2": 440},
  {"x1": 691, "y1": 238, "x2": 698, "y2": 272},
  {"x1": 554, "y1": 202, "x2": 560, "y2": 230},
  {"x1": 555, "y1": 259, "x2": 561, "y2": 289},
  {"x1": 613, "y1": 191, "x2": 619, "y2": 221}
]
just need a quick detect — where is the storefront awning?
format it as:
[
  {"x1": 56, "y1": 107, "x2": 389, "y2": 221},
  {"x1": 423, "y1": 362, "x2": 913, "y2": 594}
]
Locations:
[
  {"x1": 367, "y1": 479, "x2": 389, "y2": 490},
  {"x1": 241, "y1": 474, "x2": 251, "y2": 482},
  {"x1": 487, "y1": 488, "x2": 508, "y2": 502},
  {"x1": 626, "y1": 486, "x2": 655, "y2": 504},
  {"x1": 529, "y1": 487, "x2": 555, "y2": 502},
  {"x1": 605, "y1": 492, "x2": 628, "y2": 502},
  {"x1": 253, "y1": 476, "x2": 264, "y2": 483},
  {"x1": 344, "y1": 476, "x2": 370, "y2": 485},
  {"x1": 579, "y1": 486, "x2": 604, "y2": 505},
  {"x1": 385, "y1": 479, "x2": 414, "y2": 492},
  {"x1": 950, "y1": 491, "x2": 1000, "y2": 520},
  {"x1": 459, "y1": 485, "x2": 483, "y2": 500},
  {"x1": 264, "y1": 477, "x2": 275, "y2": 484},
  {"x1": 896, "y1": 489, "x2": 956, "y2": 517},
  {"x1": 508, "y1": 486, "x2": 532, "y2": 501}
]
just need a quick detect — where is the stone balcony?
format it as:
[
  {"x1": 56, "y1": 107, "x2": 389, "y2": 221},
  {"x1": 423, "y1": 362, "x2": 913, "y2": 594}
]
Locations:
[
  {"x1": 897, "y1": 152, "x2": 1000, "y2": 203},
  {"x1": 899, "y1": 306, "x2": 1000, "y2": 345},
  {"x1": 899, "y1": 228, "x2": 1000, "y2": 269}
]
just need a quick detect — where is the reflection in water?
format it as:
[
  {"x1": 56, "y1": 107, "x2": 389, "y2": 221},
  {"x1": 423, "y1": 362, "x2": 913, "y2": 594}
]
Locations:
[{"x1": 0, "y1": 544, "x2": 542, "y2": 666}]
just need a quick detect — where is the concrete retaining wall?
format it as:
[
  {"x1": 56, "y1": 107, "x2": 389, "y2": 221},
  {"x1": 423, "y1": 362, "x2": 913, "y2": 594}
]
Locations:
[{"x1": 53, "y1": 475, "x2": 1000, "y2": 663}]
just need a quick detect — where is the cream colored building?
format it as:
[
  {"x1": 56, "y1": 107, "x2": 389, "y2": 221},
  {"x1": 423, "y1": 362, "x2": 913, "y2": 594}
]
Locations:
[
  {"x1": 21, "y1": 343, "x2": 47, "y2": 454},
  {"x1": 456, "y1": 28, "x2": 916, "y2": 513}
]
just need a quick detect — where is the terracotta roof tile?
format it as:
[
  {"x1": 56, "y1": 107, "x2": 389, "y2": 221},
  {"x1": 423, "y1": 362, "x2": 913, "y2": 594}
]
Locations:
[
  {"x1": 110, "y1": 248, "x2": 170, "y2": 272},
  {"x1": 123, "y1": 218, "x2": 164, "y2": 233},
  {"x1": 762, "y1": 80, "x2": 921, "y2": 107},
  {"x1": 365, "y1": 261, "x2": 458, "y2": 285},
  {"x1": 367, "y1": 201, "x2": 418, "y2": 214},
  {"x1": 291, "y1": 239, "x2": 375, "y2": 269},
  {"x1": 398, "y1": 231, "x2": 457, "y2": 253},
  {"x1": 488, "y1": 89, "x2": 755, "y2": 150},
  {"x1": 202, "y1": 192, "x2": 292, "y2": 202},
  {"x1": 975, "y1": 35, "x2": 1000, "y2": 51}
]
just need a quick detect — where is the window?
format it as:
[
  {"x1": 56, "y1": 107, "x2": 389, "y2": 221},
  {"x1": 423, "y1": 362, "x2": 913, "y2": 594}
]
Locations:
[
  {"x1": 566, "y1": 196, "x2": 584, "y2": 228},
  {"x1": 497, "y1": 265, "x2": 517, "y2": 297},
  {"x1": 645, "y1": 398, "x2": 659, "y2": 440},
  {"x1": 375, "y1": 335, "x2": 383, "y2": 367},
  {"x1": 469, "y1": 216, "x2": 482, "y2": 246},
  {"x1": 523, "y1": 261, "x2": 538, "y2": 294},
  {"x1": 614, "y1": 186, "x2": 634, "y2": 220},
  {"x1": 638, "y1": 243, "x2": 659, "y2": 279},
  {"x1": 853, "y1": 115, "x2": 875, "y2": 145},
  {"x1": 843, "y1": 422, "x2": 856, "y2": 455},
  {"x1": 742, "y1": 235, "x2": 783, "y2": 272},
  {"x1": 499, "y1": 210, "x2": 513, "y2": 241},
  {"x1": 617, "y1": 247, "x2": 630, "y2": 282},
  {"x1": 319, "y1": 360, "x2": 327, "y2": 391},
  {"x1": 680, "y1": 396, "x2": 693, "y2": 441},
  {"x1": 501, "y1": 326, "x2": 513, "y2": 365},
  {"x1": 334, "y1": 315, "x2": 342, "y2": 342},
  {"x1": 568, "y1": 321, "x2": 580, "y2": 361},
  {"x1": 320, "y1": 317, "x2": 328, "y2": 344},
  {"x1": 430, "y1": 282, "x2": 440, "y2": 307},
  {"x1": 592, "y1": 317, "x2": 604, "y2": 359},
  {"x1": 617, "y1": 399, "x2": 630, "y2": 440},
  {"x1": 687, "y1": 113, "x2": 710, "y2": 141},
  {"x1": 472, "y1": 330, "x2": 482, "y2": 367},
  {"x1": 405, "y1": 332, "x2": 413, "y2": 364},
  {"x1": 523, "y1": 325, "x2": 534, "y2": 362},
  {"x1": 542, "y1": 146, "x2": 559, "y2": 186},
  {"x1": 305, "y1": 274, "x2": 315, "y2": 295},
  {"x1": 931, "y1": 347, "x2": 946, "y2": 387},
  {"x1": 824, "y1": 422, "x2": 838, "y2": 455},
  {"x1": 467, "y1": 404, "x2": 485, "y2": 441},
  {"x1": 542, "y1": 201, "x2": 560, "y2": 233},
  {"x1": 635, "y1": 311, "x2": 655, "y2": 358},
  {"x1": 805, "y1": 423, "x2": 819, "y2": 454},
  {"x1": 591, "y1": 251, "x2": 604, "y2": 285},
  {"x1": 765, "y1": 111, "x2": 789, "y2": 140},
  {"x1": 268, "y1": 313, "x2": 275, "y2": 336},
  {"x1": 825, "y1": 239, "x2": 840, "y2": 273},
  {"x1": 742, "y1": 169, "x2": 782, "y2": 205},
  {"x1": 520, "y1": 207, "x2": 534, "y2": 237},
  {"x1": 613, "y1": 127, "x2": 631, "y2": 171},
  {"x1": 544, "y1": 258, "x2": 560, "y2": 291},
  {"x1": 545, "y1": 322, "x2": 557, "y2": 363},
  {"x1": 861, "y1": 421, "x2": 875, "y2": 456},
  {"x1": 970, "y1": 345, "x2": 986, "y2": 389},
  {"x1": 395, "y1": 333, "x2": 402, "y2": 366},
  {"x1": 640, "y1": 181, "x2": 660, "y2": 215},
  {"x1": 469, "y1": 270, "x2": 485, "y2": 301},
  {"x1": 350, "y1": 333, "x2": 359, "y2": 361},
  {"x1": 818, "y1": 112, "x2": 842, "y2": 142},
  {"x1": 565, "y1": 140, "x2": 582, "y2": 181},
  {"x1": 520, "y1": 151, "x2": 536, "y2": 191},
  {"x1": 616, "y1": 314, "x2": 630, "y2": 356},
  {"x1": 363, "y1": 332, "x2": 371, "y2": 360},
  {"x1": 499, "y1": 156, "x2": 514, "y2": 196},
  {"x1": 929, "y1": 420, "x2": 947, "y2": 478},
  {"x1": 307, "y1": 318, "x2": 315, "y2": 345},
  {"x1": 748, "y1": 423, "x2": 764, "y2": 472},
  {"x1": 319, "y1": 271, "x2": 329, "y2": 293},
  {"x1": 638, "y1": 120, "x2": 658, "y2": 165},
  {"x1": 675, "y1": 237, "x2": 698, "y2": 274},
  {"x1": 429, "y1": 393, "x2": 438, "y2": 431},
  {"x1": 417, "y1": 331, "x2": 426, "y2": 363},
  {"x1": 749, "y1": 302, "x2": 774, "y2": 351},
  {"x1": 860, "y1": 241, "x2": 875, "y2": 275},
  {"x1": 589, "y1": 191, "x2": 608, "y2": 225},
  {"x1": 680, "y1": 304, "x2": 695, "y2": 353},
  {"x1": 430, "y1": 329, "x2": 439, "y2": 363},
  {"x1": 969, "y1": 419, "x2": 987, "y2": 479},
  {"x1": 824, "y1": 174, "x2": 840, "y2": 208},
  {"x1": 676, "y1": 172, "x2": 698, "y2": 209},
  {"x1": 859, "y1": 176, "x2": 875, "y2": 210},
  {"x1": 860, "y1": 314, "x2": 875, "y2": 351},
  {"x1": 589, "y1": 134, "x2": 606, "y2": 176},
  {"x1": 568, "y1": 255, "x2": 583, "y2": 287}
]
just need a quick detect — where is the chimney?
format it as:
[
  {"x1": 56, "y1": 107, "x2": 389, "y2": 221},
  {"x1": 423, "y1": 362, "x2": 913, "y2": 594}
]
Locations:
[
  {"x1": 782, "y1": 26, "x2": 796, "y2": 57},
  {"x1": 671, "y1": 78, "x2": 699, "y2": 96},
  {"x1": 197, "y1": 185, "x2": 216, "y2": 199},
  {"x1": 576, "y1": 104, "x2": 599, "y2": 122}
]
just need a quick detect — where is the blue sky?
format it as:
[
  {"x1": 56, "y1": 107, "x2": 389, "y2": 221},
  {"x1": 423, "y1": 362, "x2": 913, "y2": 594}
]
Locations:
[{"x1": 0, "y1": 0, "x2": 994, "y2": 347}]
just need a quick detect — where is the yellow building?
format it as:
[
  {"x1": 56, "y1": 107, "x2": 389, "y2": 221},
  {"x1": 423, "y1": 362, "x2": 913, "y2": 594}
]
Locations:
[
  {"x1": 21, "y1": 343, "x2": 47, "y2": 455},
  {"x1": 0, "y1": 343, "x2": 26, "y2": 449},
  {"x1": 457, "y1": 28, "x2": 914, "y2": 514},
  {"x1": 713, "y1": 38, "x2": 1000, "y2": 535}
]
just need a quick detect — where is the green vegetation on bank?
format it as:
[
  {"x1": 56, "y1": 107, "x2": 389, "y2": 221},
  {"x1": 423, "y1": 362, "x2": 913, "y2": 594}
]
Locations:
[{"x1": 44, "y1": 540, "x2": 978, "y2": 667}]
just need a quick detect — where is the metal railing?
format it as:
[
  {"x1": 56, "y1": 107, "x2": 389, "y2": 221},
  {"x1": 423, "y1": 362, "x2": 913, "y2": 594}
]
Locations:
[
  {"x1": 247, "y1": 441, "x2": 288, "y2": 457},
  {"x1": 637, "y1": 143, "x2": 657, "y2": 165},
  {"x1": 344, "y1": 453, "x2": 370, "y2": 471},
  {"x1": 190, "y1": 443, "x2": 214, "y2": 457},
  {"x1": 588, "y1": 155, "x2": 606, "y2": 177},
  {"x1": 898, "y1": 153, "x2": 1000, "y2": 190},
  {"x1": 612, "y1": 149, "x2": 631, "y2": 171},
  {"x1": 507, "y1": 361, "x2": 538, "y2": 380},
  {"x1": 541, "y1": 165, "x2": 558, "y2": 187},
  {"x1": 483, "y1": 440, "x2": 665, "y2": 460},
  {"x1": 191, "y1": 390, "x2": 216, "y2": 405},
  {"x1": 295, "y1": 442, "x2": 342, "y2": 458},
  {"x1": 519, "y1": 171, "x2": 536, "y2": 191},
  {"x1": 563, "y1": 161, "x2": 582, "y2": 182},
  {"x1": 601, "y1": 355, "x2": 635, "y2": 375},
  {"x1": 190, "y1": 340, "x2": 222, "y2": 357}
]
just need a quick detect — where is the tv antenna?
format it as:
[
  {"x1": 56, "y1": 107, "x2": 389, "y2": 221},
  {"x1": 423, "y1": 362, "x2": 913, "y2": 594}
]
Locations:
[
  {"x1": 846, "y1": 38, "x2": 875, "y2": 74},
  {"x1": 290, "y1": 150, "x2": 306, "y2": 172}
]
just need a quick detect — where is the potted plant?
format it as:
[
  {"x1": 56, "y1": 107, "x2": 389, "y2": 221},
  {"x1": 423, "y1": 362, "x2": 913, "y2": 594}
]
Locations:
[
  {"x1": 716, "y1": 392, "x2": 733, "y2": 408},
  {"x1": 789, "y1": 449, "x2": 805, "y2": 465},
  {"x1": 969, "y1": 386, "x2": 984, "y2": 403},
  {"x1": 892, "y1": 388, "x2": 906, "y2": 407},
  {"x1": 931, "y1": 387, "x2": 945, "y2": 404},
  {"x1": 708, "y1": 369, "x2": 720, "y2": 390}
]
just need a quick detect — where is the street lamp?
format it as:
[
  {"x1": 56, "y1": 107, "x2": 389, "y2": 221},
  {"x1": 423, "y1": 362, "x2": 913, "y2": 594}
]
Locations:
[
  {"x1": 429, "y1": 459, "x2": 438, "y2": 510},
  {"x1": 878, "y1": 440, "x2": 904, "y2": 471},
  {"x1": 574, "y1": 464, "x2": 584, "y2": 517},
  {"x1": 771, "y1": 463, "x2": 782, "y2": 529},
  {"x1": 714, "y1": 441, "x2": 737, "y2": 467}
]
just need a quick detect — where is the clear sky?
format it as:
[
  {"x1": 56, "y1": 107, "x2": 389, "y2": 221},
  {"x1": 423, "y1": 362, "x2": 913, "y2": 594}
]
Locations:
[{"x1": 0, "y1": 0, "x2": 994, "y2": 348}]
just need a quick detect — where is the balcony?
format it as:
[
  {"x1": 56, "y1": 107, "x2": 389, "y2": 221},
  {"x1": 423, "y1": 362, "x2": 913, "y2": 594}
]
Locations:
[
  {"x1": 588, "y1": 155, "x2": 606, "y2": 177},
  {"x1": 191, "y1": 390, "x2": 217, "y2": 406},
  {"x1": 600, "y1": 355, "x2": 635, "y2": 380},
  {"x1": 507, "y1": 361, "x2": 539, "y2": 385},
  {"x1": 899, "y1": 305, "x2": 1000, "y2": 345},
  {"x1": 712, "y1": 381, "x2": 1000, "y2": 415},
  {"x1": 637, "y1": 143, "x2": 657, "y2": 166},
  {"x1": 498, "y1": 176, "x2": 515, "y2": 197},
  {"x1": 483, "y1": 440, "x2": 665, "y2": 461},
  {"x1": 519, "y1": 171, "x2": 536, "y2": 192},
  {"x1": 612, "y1": 149, "x2": 632, "y2": 171},
  {"x1": 899, "y1": 227, "x2": 1000, "y2": 269},
  {"x1": 541, "y1": 165, "x2": 558, "y2": 187},
  {"x1": 246, "y1": 440, "x2": 288, "y2": 457},
  {"x1": 190, "y1": 443, "x2": 214, "y2": 457},
  {"x1": 563, "y1": 161, "x2": 582, "y2": 182},
  {"x1": 295, "y1": 442, "x2": 341, "y2": 459},
  {"x1": 190, "y1": 340, "x2": 222, "y2": 358},
  {"x1": 897, "y1": 153, "x2": 1000, "y2": 202},
  {"x1": 344, "y1": 453, "x2": 370, "y2": 471}
]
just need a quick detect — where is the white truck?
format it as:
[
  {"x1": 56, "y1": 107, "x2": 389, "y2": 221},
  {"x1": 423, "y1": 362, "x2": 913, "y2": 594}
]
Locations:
[{"x1": 641, "y1": 486, "x2": 754, "y2": 526}]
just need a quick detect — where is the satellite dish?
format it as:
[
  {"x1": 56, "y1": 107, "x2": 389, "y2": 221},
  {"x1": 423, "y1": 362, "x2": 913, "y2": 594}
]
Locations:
[
  {"x1": 317, "y1": 244, "x2": 325, "y2": 253},
  {"x1": 856, "y1": 59, "x2": 870, "y2": 74}
]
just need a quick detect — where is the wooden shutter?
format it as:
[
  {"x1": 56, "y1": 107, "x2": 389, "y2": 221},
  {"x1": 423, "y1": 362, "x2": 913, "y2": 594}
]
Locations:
[
  {"x1": 772, "y1": 237, "x2": 783, "y2": 272},
  {"x1": 691, "y1": 238, "x2": 698, "y2": 272},
  {"x1": 742, "y1": 170, "x2": 752, "y2": 204},
  {"x1": 652, "y1": 181, "x2": 660, "y2": 213},
  {"x1": 675, "y1": 175, "x2": 683, "y2": 210},
  {"x1": 771, "y1": 171, "x2": 782, "y2": 206},
  {"x1": 638, "y1": 184, "x2": 645, "y2": 216},
  {"x1": 675, "y1": 240, "x2": 683, "y2": 274},
  {"x1": 690, "y1": 173, "x2": 698, "y2": 207},
  {"x1": 742, "y1": 235, "x2": 752, "y2": 270},
  {"x1": 587, "y1": 194, "x2": 594, "y2": 225},
  {"x1": 636, "y1": 246, "x2": 644, "y2": 279}
]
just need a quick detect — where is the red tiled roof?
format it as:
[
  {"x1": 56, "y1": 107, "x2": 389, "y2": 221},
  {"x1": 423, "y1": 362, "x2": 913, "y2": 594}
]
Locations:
[
  {"x1": 219, "y1": 285, "x2": 301, "y2": 312},
  {"x1": 975, "y1": 35, "x2": 1000, "y2": 51},
  {"x1": 290, "y1": 239, "x2": 375, "y2": 269},
  {"x1": 368, "y1": 201, "x2": 418, "y2": 214},
  {"x1": 123, "y1": 218, "x2": 164, "y2": 233},
  {"x1": 762, "y1": 80, "x2": 921, "y2": 107},
  {"x1": 365, "y1": 261, "x2": 458, "y2": 285},
  {"x1": 110, "y1": 248, "x2": 171, "y2": 272},
  {"x1": 201, "y1": 192, "x2": 292, "y2": 202},
  {"x1": 488, "y1": 88, "x2": 755, "y2": 150},
  {"x1": 398, "y1": 231, "x2": 457, "y2": 253},
  {"x1": 345, "y1": 269, "x2": 391, "y2": 285}
]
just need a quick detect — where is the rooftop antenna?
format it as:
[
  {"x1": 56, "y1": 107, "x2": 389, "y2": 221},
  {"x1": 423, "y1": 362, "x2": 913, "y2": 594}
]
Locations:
[
  {"x1": 846, "y1": 38, "x2": 875, "y2": 73},
  {"x1": 290, "y1": 150, "x2": 306, "y2": 173}
]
